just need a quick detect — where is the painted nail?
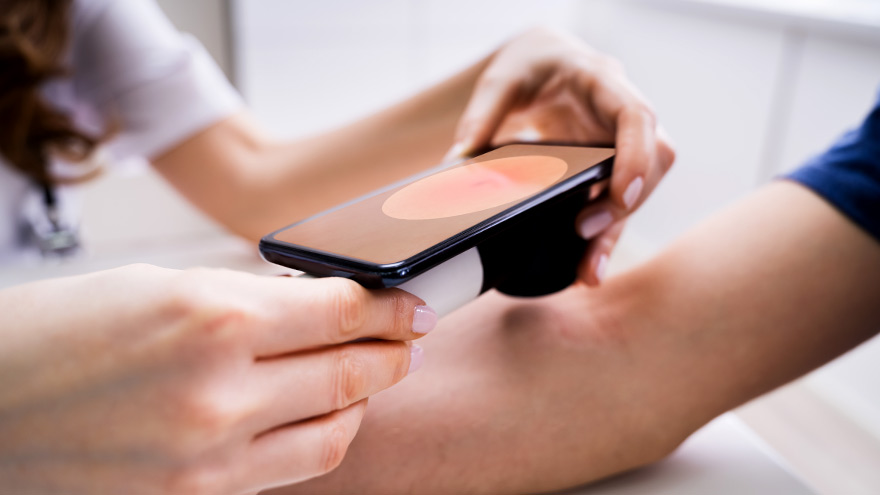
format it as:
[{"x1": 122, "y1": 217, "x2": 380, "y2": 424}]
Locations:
[
  {"x1": 595, "y1": 253, "x2": 609, "y2": 282},
  {"x1": 443, "y1": 142, "x2": 470, "y2": 162},
  {"x1": 578, "y1": 210, "x2": 614, "y2": 239},
  {"x1": 412, "y1": 305, "x2": 438, "y2": 334},
  {"x1": 408, "y1": 344, "x2": 425, "y2": 374},
  {"x1": 623, "y1": 176, "x2": 644, "y2": 210}
]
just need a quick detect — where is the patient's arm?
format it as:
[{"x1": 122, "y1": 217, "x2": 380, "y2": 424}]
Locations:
[{"x1": 268, "y1": 181, "x2": 880, "y2": 494}]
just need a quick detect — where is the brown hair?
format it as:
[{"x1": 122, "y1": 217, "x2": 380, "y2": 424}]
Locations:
[{"x1": 0, "y1": 0, "x2": 98, "y2": 185}]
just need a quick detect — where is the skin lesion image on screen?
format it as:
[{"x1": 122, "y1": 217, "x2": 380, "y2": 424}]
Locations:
[{"x1": 272, "y1": 144, "x2": 615, "y2": 265}]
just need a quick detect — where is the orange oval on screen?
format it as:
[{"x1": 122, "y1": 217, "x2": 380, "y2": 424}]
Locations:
[{"x1": 382, "y1": 155, "x2": 568, "y2": 220}]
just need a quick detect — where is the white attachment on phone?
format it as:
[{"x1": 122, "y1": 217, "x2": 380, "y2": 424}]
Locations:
[{"x1": 396, "y1": 247, "x2": 483, "y2": 318}]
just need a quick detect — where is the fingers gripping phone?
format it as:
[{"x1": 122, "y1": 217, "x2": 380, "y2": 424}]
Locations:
[{"x1": 260, "y1": 144, "x2": 614, "y2": 316}]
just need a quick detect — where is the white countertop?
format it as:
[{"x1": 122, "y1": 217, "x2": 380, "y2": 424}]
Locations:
[{"x1": 561, "y1": 414, "x2": 812, "y2": 495}]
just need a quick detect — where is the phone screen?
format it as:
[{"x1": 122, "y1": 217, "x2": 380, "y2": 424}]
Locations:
[{"x1": 270, "y1": 144, "x2": 614, "y2": 265}]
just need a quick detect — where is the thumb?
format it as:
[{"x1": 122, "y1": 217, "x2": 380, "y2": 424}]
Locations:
[{"x1": 446, "y1": 77, "x2": 521, "y2": 161}]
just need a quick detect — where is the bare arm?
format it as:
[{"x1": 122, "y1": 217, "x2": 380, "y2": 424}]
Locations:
[
  {"x1": 150, "y1": 57, "x2": 488, "y2": 240},
  {"x1": 268, "y1": 181, "x2": 880, "y2": 494},
  {"x1": 151, "y1": 29, "x2": 672, "y2": 286}
]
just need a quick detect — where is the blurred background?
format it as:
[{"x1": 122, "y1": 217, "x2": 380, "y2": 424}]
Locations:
[{"x1": 70, "y1": 0, "x2": 880, "y2": 490}]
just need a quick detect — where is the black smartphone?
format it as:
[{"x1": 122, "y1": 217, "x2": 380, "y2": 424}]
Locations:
[{"x1": 260, "y1": 143, "x2": 614, "y2": 314}]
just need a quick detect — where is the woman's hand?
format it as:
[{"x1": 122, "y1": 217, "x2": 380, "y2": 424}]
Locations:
[
  {"x1": 0, "y1": 264, "x2": 434, "y2": 495},
  {"x1": 449, "y1": 27, "x2": 676, "y2": 285}
]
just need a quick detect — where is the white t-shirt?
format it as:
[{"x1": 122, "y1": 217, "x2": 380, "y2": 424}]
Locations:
[{"x1": 0, "y1": 0, "x2": 243, "y2": 264}]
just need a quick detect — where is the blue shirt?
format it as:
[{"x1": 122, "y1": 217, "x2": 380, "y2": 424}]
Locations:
[{"x1": 786, "y1": 97, "x2": 880, "y2": 242}]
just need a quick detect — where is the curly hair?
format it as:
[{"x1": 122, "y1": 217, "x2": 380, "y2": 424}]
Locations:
[{"x1": 0, "y1": 0, "x2": 99, "y2": 185}]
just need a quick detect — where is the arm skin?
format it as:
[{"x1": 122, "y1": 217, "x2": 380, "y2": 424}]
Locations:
[
  {"x1": 266, "y1": 181, "x2": 880, "y2": 494},
  {"x1": 150, "y1": 58, "x2": 488, "y2": 241},
  {"x1": 151, "y1": 28, "x2": 674, "y2": 285}
]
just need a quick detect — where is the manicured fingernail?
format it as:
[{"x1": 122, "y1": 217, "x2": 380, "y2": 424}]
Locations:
[
  {"x1": 443, "y1": 142, "x2": 470, "y2": 162},
  {"x1": 578, "y1": 210, "x2": 613, "y2": 239},
  {"x1": 623, "y1": 176, "x2": 644, "y2": 210},
  {"x1": 595, "y1": 253, "x2": 609, "y2": 282},
  {"x1": 408, "y1": 344, "x2": 425, "y2": 374},
  {"x1": 412, "y1": 305, "x2": 438, "y2": 334}
]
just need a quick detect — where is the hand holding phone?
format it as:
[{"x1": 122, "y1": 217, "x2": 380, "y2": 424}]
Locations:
[{"x1": 261, "y1": 144, "x2": 614, "y2": 316}]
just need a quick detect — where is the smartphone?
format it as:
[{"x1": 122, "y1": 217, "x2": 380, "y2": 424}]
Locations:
[{"x1": 260, "y1": 143, "x2": 614, "y2": 315}]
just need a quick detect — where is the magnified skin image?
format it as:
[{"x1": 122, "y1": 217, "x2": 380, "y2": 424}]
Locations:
[
  {"x1": 270, "y1": 145, "x2": 614, "y2": 264},
  {"x1": 382, "y1": 156, "x2": 568, "y2": 220}
]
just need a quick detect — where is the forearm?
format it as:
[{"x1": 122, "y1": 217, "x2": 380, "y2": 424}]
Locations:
[
  {"x1": 152, "y1": 56, "x2": 492, "y2": 240},
  {"x1": 270, "y1": 181, "x2": 880, "y2": 495},
  {"x1": 624, "y1": 181, "x2": 880, "y2": 419}
]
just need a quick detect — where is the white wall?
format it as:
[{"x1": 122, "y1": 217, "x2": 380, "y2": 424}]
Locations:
[
  {"x1": 80, "y1": 0, "x2": 234, "y2": 256},
  {"x1": 155, "y1": 0, "x2": 233, "y2": 79},
  {"x1": 232, "y1": 0, "x2": 578, "y2": 139}
]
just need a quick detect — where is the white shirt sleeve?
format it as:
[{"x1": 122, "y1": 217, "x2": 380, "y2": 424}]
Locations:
[{"x1": 68, "y1": 0, "x2": 244, "y2": 161}]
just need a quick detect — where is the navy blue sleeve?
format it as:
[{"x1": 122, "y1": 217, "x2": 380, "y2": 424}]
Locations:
[{"x1": 785, "y1": 95, "x2": 880, "y2": 242}]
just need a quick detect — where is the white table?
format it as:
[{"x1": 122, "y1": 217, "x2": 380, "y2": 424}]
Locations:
[{"x1": 560, "y1": 414, "x2": 812, "y2": 494}]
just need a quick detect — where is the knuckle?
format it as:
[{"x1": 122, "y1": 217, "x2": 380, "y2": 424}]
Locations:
[
  {"x1": 632, "y1": 101, "x2": 656, "y2": 128},
  {"x1": 525, "y1": 24, "x2": 554, "y2": 37},
  {"x1": 332, "y1": 348, "x2": 368, "y2": 409},
  {"x1": 160, "y1": 270, "x2": 214, "y2": 320},
  {"x1": 117, "y1": 262, "x2": 161, "y2": 276},
  {"x1": 598, "y1": 54, "x2": 625, "y2": 74},
  {"x1": 468, "y1": 73, "x2": 502, "y2": 97},
  {"x1": 521, "y1": 25, "x2": 568, "y2": 46},
  {"x1": 598, "y1": 235, "x2": 618, "y2": 251},
  {"x1": 161, "y1": 271, "x2": 256, "y2": 348},
  {"x1": 200, "y1": 306, "x2": 255, "y2": 348},
  {"x1": 319, "y1": 420, "x2": 351, "y2": 474},
  {"x1": 327, "y1": 278, "x2": 368, "y2": 340},
  {"x1": 165, "y1": 462, "x2": 229, "y2": 495},
  {"x1": 391, "y1": 343, "x2": 411, "y2": 383},
  {"x1": 659, "y1": 139, "x2": 677, "y2": 172},
  {"x1": 475, "y1": 70, "x2": 510, "y2": 95},
  {"x1": 385, "y1": 289, "x2": 412, "y2": 336},
  {"x1": 176, "y1": 392, "x2": 247, "y2": 451}
]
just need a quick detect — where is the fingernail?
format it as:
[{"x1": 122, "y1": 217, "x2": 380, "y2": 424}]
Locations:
[
  {"x1": 408, "y1": 344, "x2": 425, "y2": 374},
  {"x1": 623, "y1": 176, "x2": 644, "y2": 210},
  {"x1": 595, "y1": 253, "x2": 609, "y2": 282},
  {"x1": 412, "y1": 305, "x2": 438, "y2": 334},
  {"x1": 578, "y1": 210, "x2": 613, "y2": 239},
  {"x1": 443, "y1": 142, "x2": 470, "y2": 162}
]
